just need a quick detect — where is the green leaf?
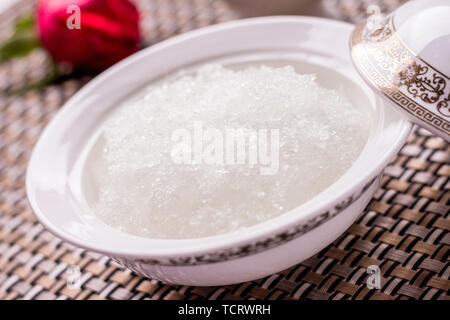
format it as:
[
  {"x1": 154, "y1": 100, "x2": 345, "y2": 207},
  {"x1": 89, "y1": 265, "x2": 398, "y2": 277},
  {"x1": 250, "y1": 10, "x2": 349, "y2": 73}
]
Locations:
[
  {"x1": 0, "y1": 14, "x2": 61, "y2": 95},
  {"x1": 0, "y1": 15, "x2": 40, "y2": 63},
  {"x1": 14, "y1": 15, "x2": 35, "y2": 33},
  {"x1": 0, "y1": 31, "x2": 40, "y2": 62}
]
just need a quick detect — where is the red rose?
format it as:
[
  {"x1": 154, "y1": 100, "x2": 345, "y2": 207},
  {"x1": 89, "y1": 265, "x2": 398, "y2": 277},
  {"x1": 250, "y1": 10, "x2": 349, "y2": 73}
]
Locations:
[{"x1": 36, "y1": 0, "x2": 140, "y2": 72}]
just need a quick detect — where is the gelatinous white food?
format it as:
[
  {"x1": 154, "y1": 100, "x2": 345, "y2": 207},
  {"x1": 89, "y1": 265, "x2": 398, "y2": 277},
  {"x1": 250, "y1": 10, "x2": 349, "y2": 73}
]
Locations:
[{"x1": 90, "y1": 65, "x2": 371, "y2": 239}]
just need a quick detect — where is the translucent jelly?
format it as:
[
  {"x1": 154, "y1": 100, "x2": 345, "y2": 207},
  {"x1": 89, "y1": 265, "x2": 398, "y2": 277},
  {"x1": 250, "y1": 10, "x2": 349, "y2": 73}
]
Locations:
[{"x1": 90, "y1": 65, "x2": 371, "y2": 239}]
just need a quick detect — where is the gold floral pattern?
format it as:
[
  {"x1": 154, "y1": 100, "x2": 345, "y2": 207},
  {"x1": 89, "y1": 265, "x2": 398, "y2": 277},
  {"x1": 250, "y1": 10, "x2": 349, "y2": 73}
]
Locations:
[
  {"x1": 395, "y1": 62, "x2": 446, "y2": 104},
  {"x1": 351, "y1": 14, "x2": 450, "y2": 139}
]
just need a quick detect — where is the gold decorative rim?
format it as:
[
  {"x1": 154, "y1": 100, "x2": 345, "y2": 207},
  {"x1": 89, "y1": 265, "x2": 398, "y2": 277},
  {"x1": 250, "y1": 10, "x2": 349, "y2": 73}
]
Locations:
[{"x1": 350, "y1": 14, "x2": 450, "y2": 139}]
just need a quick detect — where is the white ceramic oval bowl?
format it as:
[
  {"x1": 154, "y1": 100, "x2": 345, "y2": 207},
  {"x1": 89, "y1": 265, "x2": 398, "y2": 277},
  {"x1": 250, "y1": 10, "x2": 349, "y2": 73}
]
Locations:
[{"x1": 26, "y1": 17, "x2": 412, "y2": 286}]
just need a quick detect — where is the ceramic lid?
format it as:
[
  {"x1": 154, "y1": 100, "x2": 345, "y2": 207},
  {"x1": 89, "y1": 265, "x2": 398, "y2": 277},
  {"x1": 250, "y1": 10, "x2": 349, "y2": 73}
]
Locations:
[{"x1": 350, "y1": 0, "x2": 450, "y2": 141}]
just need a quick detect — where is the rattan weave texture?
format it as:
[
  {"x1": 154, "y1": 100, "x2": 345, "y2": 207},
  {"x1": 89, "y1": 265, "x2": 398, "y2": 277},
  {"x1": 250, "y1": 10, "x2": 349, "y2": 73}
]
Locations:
[{"x1": 0, "y1": 0, "x2": 448, "y2": 300}]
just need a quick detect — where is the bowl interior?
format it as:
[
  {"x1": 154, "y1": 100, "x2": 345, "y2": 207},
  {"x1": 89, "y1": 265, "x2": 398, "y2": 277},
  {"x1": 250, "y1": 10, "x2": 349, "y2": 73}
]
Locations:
[
  {"x1": 80, "y1": 55, "x2": 376, "y2": 219},
  {"x1": 26, "y1": 17, "x2": 411, "y2": 258}
]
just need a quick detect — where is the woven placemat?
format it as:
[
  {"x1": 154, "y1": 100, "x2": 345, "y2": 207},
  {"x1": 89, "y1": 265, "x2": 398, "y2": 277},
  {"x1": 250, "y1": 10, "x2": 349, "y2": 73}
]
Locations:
[{"x1": 0, "y1": 0, "x2": 449, "y2": 300}]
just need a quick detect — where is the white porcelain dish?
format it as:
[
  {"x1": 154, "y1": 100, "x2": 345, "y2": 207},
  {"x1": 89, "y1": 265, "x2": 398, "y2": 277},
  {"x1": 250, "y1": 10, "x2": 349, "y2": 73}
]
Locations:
[{"x1": 26, "y1": 17, "x2": 412, "y2": 286}]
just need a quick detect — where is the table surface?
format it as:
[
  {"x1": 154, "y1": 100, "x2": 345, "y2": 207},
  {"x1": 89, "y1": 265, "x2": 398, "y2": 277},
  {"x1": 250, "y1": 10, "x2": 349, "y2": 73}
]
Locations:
[{"x1": 0, "y1": 0, "x2": 449, "y2": 300}]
